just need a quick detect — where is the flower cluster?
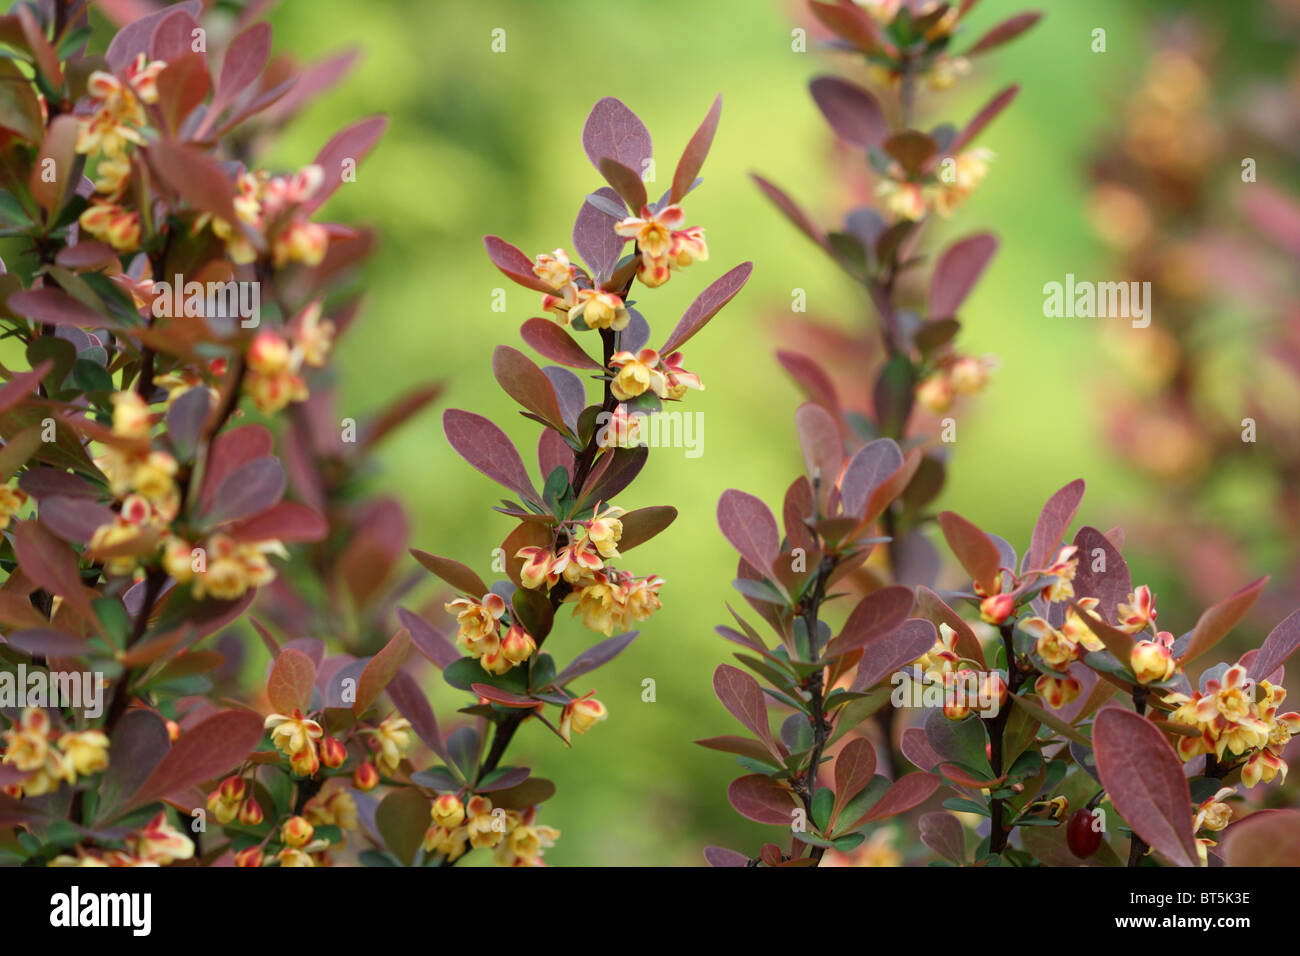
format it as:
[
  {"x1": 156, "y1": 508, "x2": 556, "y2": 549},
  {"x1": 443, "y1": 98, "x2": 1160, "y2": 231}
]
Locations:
[
  {"x1": 422, "y1": 794, "x2": 560, "y2": 866},
  {"x1": 1164, "y1": 668, "x2": 1299, "y2": 786},
  {"x1": 49, "y1": 812, "x2": 193, "y2": 868},
  {"x1": 1, "y1": 709, "x2": 109, "y2": 798}
]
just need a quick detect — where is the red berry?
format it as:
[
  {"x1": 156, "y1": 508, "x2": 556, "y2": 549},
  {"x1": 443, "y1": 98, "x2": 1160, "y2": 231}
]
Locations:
[{"x1": 1067, "y1": 808, "x2": 1103, "y2": 858}]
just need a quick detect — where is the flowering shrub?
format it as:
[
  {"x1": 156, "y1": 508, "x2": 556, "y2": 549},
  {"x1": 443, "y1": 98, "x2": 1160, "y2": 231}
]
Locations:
[
  {"x1": 702, "y1": 1, "x2": 1300, "y2": 868},
  {"x1": 752, "y1": 0, "x2": 1037, "y2": 621},
  {"x1": 0, "y1": 2, "x2": 422, "y2": 868},
  {"x1": 700, "y1": 0, "x2": 1035, "y2": 863},
  {"x1": 391, "y1": 93, "x2": 751, "y2": 865},
  {"x1": 706, "y1": 466, "x2": 1300, "y2": 866}
]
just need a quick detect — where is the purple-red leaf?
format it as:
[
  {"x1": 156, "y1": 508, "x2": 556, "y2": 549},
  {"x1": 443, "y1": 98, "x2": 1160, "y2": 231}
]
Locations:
[
  {"x1": 582, "y1": 97, "x2": 652, "y2": 176},
  {"x1": 717, "y1": 490, "x2": 780, "y2": 580},
  {"x1": 727, "y1": 774, "x2": 798, "y2": 825},
  {"x1": 484, "y1": 236, "x2": 552, "y2": 294},
  {"x1": 839, "y1": 438, "x2": 904, "y2": 519},
  {"x1": 1182, "y1": 576, "x2": 1268, "y2": 664},
  {"x1": 1024, "y1": 479, "x2": 1085, "y2": 572},
  {"x1": 520, "y1": 318, "x2": 602, "y2": 370},
  {"x1": 573, "y1": 186, "x2": 627, "y2": 285},
  {"x1": 929, "y1": 233, "x2": 998, "y2": 320},
  {"x1": 120, "y1": 710, "x2": 264, "y2": 816},
  {"x1": 852, "y1": 618, "x2": 940, "y2": 691},
  {"x1": 831, "y1": 737, "x2": 877, "y2": 824},
  {"x1": 671, "y1": 94, "x2": 722, "y2": 204},
  {"x1": 659, "y1": 262, "x2": 753, "y2": 355},
  {"x1": 857, "y1": 772, "x2": 941, "y2": 824},
  {"x1": 301, "y1": 115, "x2": 387, "y2": 215},
  {"x1": 410, "y1": 549, "x2": 488, "y2": 597},
  {"x1": 966, "y1": 12, "x2": 1043, "y2": 57},
  {"x1": 826, "y1": 586, "x2": 915, "y2": 656},
  {"x1": 810, "y1": 76, "x2": 886, "y2": 147},
  {"x1": 443, "y1": 409, "x2": 538, "y2": 505},
  {"x1": 493, "y1": 346, "x2": 567, "y2": 434},
  {"x1": 1093, "y1": 707, "x2": 1199, "y2": 867},
  {"x1": 1249, "y1": 608, "x2": 1300, "y2": 682},
  {"x1": 949, "y1": 85, "x2": 1020, "y2": 155}
]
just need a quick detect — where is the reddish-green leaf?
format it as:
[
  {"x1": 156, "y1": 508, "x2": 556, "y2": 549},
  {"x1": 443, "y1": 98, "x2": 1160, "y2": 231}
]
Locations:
[
  {"x1": 267, "y1": 647, "x2": 316, "y2": 715},
  {"x1": 1181, "y1": 576, "x2": 1267, "y2": 665},
  {"x1": 831, "y1": 737, "x2": 877, "y2": 825},
  {"x1": 713, "y1": 664, "x2": 781, "y2": 761},
  {"x1": 671, "y1": 93, "x2": 721, "y2": 204},
  {"x1": 353, "y1": 629, "x2": 412, "y2": 717},
  {"x1": 937, "y1": 511, "x2": 1002, "y2": 595},
  {"x1": 120, "y1": 710, "x2": 264, "y2": 817},
  {"x1": 1024, "y1": 479, "x2": 1085, "y2": 572}
]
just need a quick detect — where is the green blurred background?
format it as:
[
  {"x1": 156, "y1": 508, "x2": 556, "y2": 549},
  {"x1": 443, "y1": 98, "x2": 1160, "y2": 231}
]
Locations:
[{"x1": 245, "y1": 0, "x2": 1280, "y2": 864}]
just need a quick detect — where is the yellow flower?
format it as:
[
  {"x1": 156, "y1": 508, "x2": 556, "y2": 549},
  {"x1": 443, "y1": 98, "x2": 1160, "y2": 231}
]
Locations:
[
  {"x1": 571, "y1": 575, "x2": 623, "y2": 636},
  {"x1": 129, "y1": 811, "x2": 194, "y2": 865},
  {"x1": 609, "y1": 348, "x2": 666, "y2": 401},
  {"x1": 79, "y1": 202, "x2": 141, "y2": 252},
  {"x1": 1062, "y1": 597, "x2": 1105, "y2": 651},
  {"x1": 2, "y1": 707, "x2": 52, "y2": 772},
  {"x1": 580, "y1": 503, "x2": 625, "y2": 559},
  {"x1": 532, "y1": 249, "x2": 576, "y2": 290},
  {"x1": 1130, "y1": 638, "x2": 1176, "y2": 685},
  {"x1": 264, "y1": 710, "x2": 324, "y2": 761},
  {"x1": 1116, "y1": 585, "x2": 1157, "y2": 634},
  {"x1": 206, "y1": 775, "x2": 247, "y2": 825},
  {"x1": 559, "y1": 694, "x2": 607, "y2": 743},
  {"x1": 1021, "y1": 617, "x2": 1078, "y2": 670},
  {"x1": 275, "y1": 847, "x2": 315, "y2": 867},
  {"x1": 501, "y1": 623, "x2": 537, "y2": 665},
  {"x1": 915, "y1": 373, "x2": 953, "y2": 414},
  {"x1": 624, "y1": 575, "x2": 664, "y2": 624},
  {"x1": 516, "y1": 546, "x2": 559, "y2": 590},
  {"x1": 0, "y1": 483, "x2": 27, "y2": 530},
  {"x1": 431, "y1": 794, "x2": 466, "y2": 829},
  {"x1": 876, "y1": 178, "x2": 926, "y2": 221},
  {"x1": 1193, "y1": 787, "x2": 1236, "y2": 832},
  {"x1": 281, "y1": 816, "x2": 315, "y2": 847},
  {"x1": 444, "y1": 592, "x2": 507, "y2": 655},
  {"x1": 465, "y1": 795, "x2": 505, "y2": 849},
  {"x1": 1034, "y1": 673, "x2": 1081, "y2": 709},
  {"x1": 570, "y1": 289, "x2": 630, "y2": 332},
  {"x1": 615, "y1": 203, "x2": 683, "y2": 261},
  {"x1": 55, "y1": 730, "x2": 109, "y2": 777},
  {"x1": 369, "y1": 714, "x2": 412, "y2": 775}
]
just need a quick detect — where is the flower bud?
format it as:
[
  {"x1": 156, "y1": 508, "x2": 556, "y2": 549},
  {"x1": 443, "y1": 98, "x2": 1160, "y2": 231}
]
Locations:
[
  {"x1": 353, "y1": 760, "x2": 379, "y2": 791},
  {"x1": 320, "y1": 736, "x2": 347, "y2": 769},
  {"x1": 238, "y1": 799, "x2": 264, "y2": 827},
  {"x1": 501, "y1": 623, "x2": 537, "y2": 665},
  {"x1": 1130, "y1": 640, "x2": 1176, "y2": 684},
  {"x1": 234, "y1": 846, "x2": 264, "y2": 867},
  {"x1": 979, "y1": 593, "x2": 1016, "y2": 625},
  {"x1": 431, "y1": 793, "x2": 466, "y2": 829},
  {"x1": 281, "y1": 815, "x2": 314, "y2": 847}
]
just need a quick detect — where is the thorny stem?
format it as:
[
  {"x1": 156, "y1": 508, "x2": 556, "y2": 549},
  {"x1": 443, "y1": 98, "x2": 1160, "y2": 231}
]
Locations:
[
  {"x1": 985, "y1": 622, "x2": 1022, "y2": 856},
  {"x1": 472, "y1": 266, "x2": 632, "y2": 797},
  {"x1": 793, "y1": 553, "x2": 837, "y2": 865}
]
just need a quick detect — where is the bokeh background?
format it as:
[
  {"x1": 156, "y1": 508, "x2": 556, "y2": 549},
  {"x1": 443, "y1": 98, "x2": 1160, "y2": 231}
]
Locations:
[{"x1": 162, "y1": 0, "x2": 1295, "y2": 863}]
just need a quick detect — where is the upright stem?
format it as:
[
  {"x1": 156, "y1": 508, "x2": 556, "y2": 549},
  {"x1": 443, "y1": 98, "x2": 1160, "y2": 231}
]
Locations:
[
  {"x1": 794, "y1": 554, "x2": 836, "y2": 865},
  {"x1": 986, "y1": 622, "x2": 1020, "y2": 855}
]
